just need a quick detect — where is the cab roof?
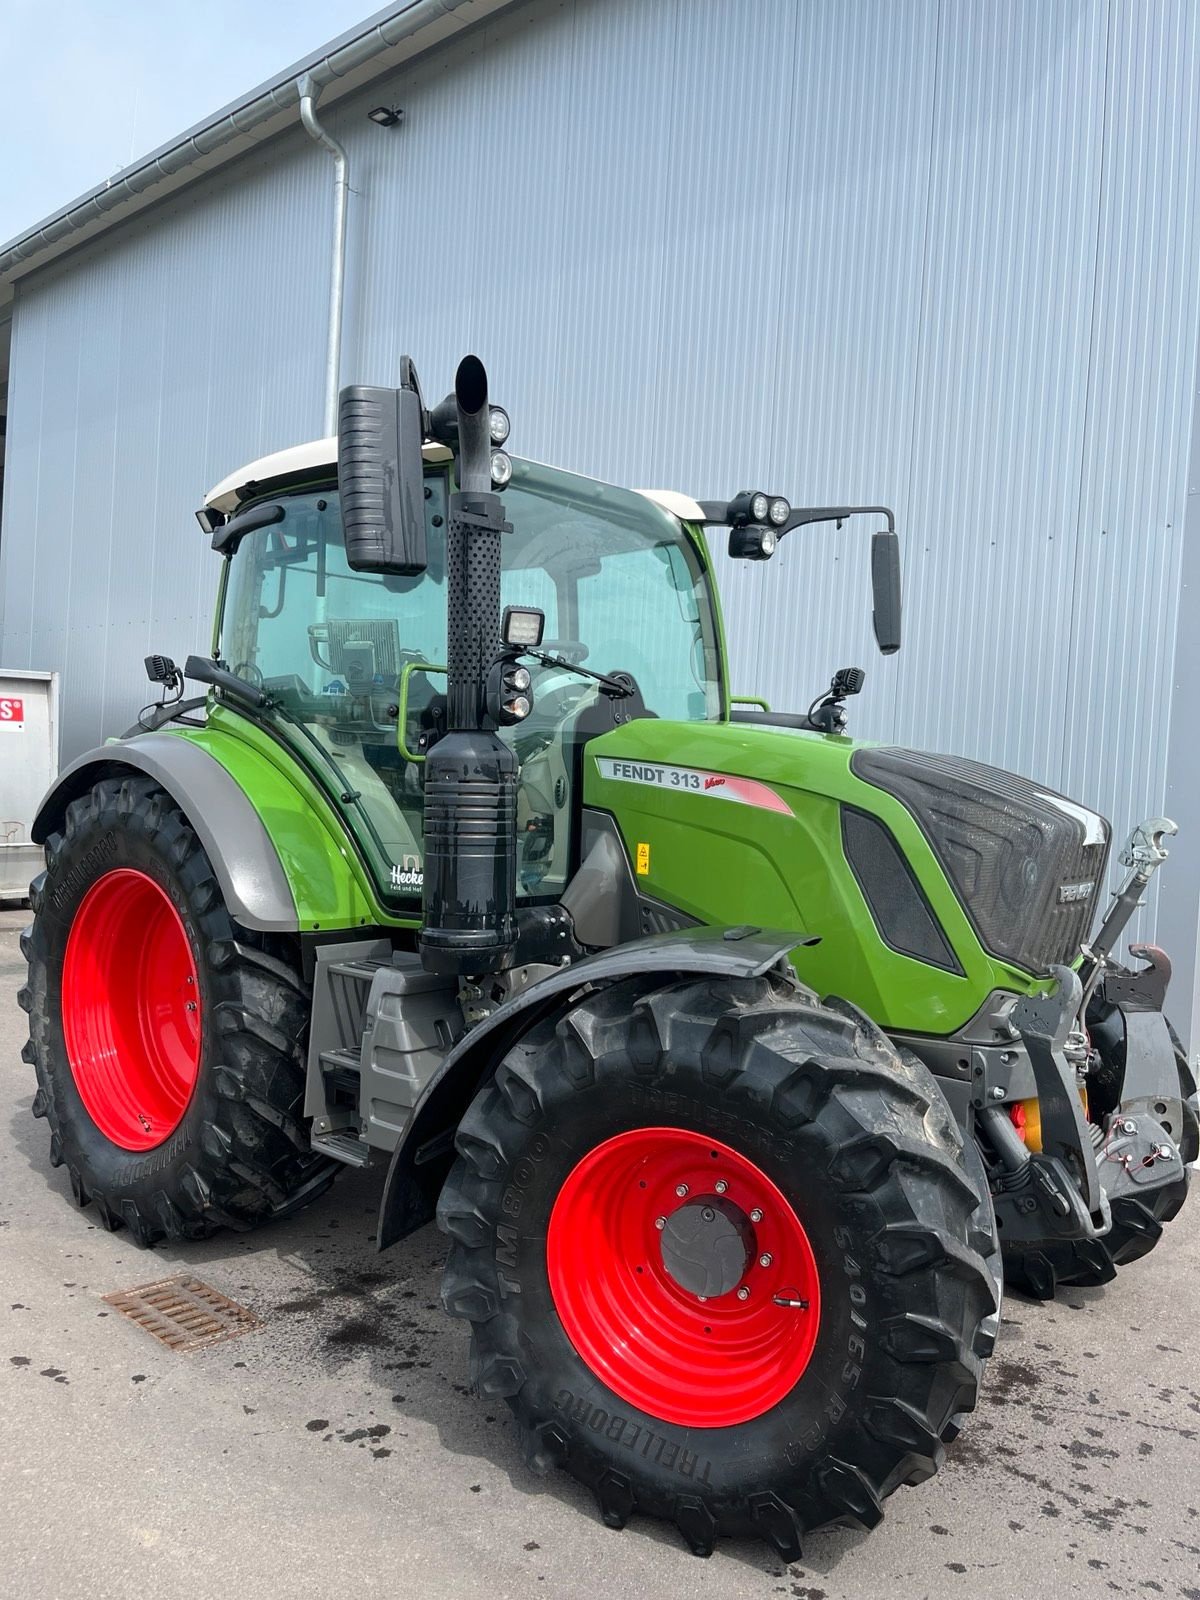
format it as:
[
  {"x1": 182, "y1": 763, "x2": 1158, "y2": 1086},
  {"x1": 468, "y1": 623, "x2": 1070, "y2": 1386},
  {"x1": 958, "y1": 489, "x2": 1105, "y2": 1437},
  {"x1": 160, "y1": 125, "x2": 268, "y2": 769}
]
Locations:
[{"x1": 203, "y1": 438, "x2": 706, "y2": 524}]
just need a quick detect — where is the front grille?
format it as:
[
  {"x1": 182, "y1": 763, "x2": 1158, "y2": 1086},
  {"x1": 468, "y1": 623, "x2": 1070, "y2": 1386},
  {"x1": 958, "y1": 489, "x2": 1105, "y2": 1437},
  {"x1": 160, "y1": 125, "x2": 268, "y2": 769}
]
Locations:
[{"x1": 851, "y1": 748, "x2": 1110, "y2": 975}]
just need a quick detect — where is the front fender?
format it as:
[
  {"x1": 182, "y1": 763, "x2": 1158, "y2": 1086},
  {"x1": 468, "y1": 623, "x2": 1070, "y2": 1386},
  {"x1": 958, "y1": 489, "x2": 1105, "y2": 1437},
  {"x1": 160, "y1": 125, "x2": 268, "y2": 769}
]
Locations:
[
  {"x1": 32, "y1": 733, "x2": 298, "y2": 931},
  {"x1": 376, "y1": 924, "x2": 812, "y2": 1249}
]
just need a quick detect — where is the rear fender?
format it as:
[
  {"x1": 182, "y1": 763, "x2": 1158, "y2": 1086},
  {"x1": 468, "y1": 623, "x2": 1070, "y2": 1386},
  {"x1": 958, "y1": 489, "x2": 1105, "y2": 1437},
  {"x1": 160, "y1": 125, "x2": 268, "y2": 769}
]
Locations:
[
  {"x1": 31, "y1": 734, "x2": 298, "y2": 931},
  {"x1": 376, "y1": 925, "x2": 811, "y2": 1248}
]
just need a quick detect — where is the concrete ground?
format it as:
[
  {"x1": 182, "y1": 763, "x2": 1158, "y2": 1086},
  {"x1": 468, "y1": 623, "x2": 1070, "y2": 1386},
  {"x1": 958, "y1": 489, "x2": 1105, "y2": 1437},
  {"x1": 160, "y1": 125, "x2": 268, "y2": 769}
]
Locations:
[{"x1": 1, "y1": 904, "x2": 1197, "y2": 1600}]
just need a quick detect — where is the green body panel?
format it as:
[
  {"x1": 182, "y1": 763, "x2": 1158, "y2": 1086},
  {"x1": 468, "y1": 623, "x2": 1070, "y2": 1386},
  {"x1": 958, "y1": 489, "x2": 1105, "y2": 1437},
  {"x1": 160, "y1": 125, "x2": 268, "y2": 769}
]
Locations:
[
  {"x1": 583, "y1": 717, "x2": 1040, "y2": 1035},
  {"x1": 168, "y1": 708, "x2": 411, "y2": 932}
]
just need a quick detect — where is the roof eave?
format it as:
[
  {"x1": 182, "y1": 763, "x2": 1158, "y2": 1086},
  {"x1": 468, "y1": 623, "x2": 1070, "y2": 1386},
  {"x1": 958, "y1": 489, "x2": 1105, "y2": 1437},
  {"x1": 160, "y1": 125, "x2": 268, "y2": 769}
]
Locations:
[{"x1": 0, "y1": 0, "x2": 516, "y2": 308}]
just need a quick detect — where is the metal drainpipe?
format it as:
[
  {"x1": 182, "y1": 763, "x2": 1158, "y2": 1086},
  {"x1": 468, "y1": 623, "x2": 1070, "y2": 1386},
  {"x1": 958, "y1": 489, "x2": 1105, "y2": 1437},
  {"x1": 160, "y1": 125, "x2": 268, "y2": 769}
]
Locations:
[{"x1": 298, "y1": 73, "x2": 349, "y2": 438}]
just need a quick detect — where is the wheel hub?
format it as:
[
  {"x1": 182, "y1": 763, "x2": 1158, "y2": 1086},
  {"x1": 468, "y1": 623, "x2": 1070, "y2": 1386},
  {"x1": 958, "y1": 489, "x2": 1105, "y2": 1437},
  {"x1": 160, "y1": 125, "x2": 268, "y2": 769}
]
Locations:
[{"x1": 659, "y1": 1196, "x2": 755, "y2": 1299}]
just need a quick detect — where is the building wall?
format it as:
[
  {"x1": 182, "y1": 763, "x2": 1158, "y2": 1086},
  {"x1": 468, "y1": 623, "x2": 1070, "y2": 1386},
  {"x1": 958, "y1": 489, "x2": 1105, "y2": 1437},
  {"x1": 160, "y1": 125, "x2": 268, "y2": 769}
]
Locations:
[{"x1": 3, "y1": 0, "x2": 1200, "y2": 1023}]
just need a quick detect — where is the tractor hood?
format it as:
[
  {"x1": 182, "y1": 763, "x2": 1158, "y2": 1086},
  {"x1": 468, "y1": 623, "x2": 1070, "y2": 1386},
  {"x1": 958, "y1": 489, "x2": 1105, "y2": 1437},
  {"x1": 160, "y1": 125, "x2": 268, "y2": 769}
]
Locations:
[{"x1": 583, "y1": 716, "x2": 1111, "y2": 1032}]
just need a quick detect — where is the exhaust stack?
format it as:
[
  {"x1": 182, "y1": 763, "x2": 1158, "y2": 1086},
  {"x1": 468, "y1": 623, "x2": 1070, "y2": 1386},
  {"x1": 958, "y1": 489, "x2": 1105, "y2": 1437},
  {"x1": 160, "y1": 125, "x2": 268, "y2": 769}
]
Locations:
[{"x1": 418, "y1": 357, "x2": 519, "y2": 977}]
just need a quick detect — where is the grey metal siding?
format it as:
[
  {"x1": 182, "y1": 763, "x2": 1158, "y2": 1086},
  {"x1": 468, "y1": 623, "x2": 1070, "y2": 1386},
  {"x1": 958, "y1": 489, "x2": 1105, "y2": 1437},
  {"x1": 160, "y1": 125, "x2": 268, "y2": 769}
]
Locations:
[{"x1": 2, "y1": 0, "x2": 1199, "y2": 1018}]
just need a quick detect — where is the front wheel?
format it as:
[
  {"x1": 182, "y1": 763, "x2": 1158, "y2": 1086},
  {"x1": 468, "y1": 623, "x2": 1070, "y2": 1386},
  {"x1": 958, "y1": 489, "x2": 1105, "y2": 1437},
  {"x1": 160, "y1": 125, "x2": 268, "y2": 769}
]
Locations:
[{"x1": 438, "y1": 975, "x2": 997, "y2": 1557}]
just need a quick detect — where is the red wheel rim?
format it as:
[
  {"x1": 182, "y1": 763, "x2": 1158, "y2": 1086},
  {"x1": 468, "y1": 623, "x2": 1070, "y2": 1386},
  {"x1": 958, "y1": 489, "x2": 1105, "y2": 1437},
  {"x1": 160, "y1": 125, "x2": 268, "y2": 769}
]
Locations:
[
  {"x1": 547, "y1": 1127, "x2": 821, "y2": 1427},
  {"x1": 61, "y1": 868, "x2": 202, "y2": 1151}
]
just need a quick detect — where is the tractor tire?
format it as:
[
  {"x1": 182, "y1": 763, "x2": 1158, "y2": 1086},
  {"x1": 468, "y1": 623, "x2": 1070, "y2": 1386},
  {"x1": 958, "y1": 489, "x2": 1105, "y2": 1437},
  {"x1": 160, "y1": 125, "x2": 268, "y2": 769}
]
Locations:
[
  {"x1": 19, "y1": 774, "x2": 335, "y2": 1244},
  {"x1": 437, "y1": 973, "x2": 997, "y2": 1558},
  {"x1": 1001, "y1": 1039, "x2": 1198, "y2": 1300}
]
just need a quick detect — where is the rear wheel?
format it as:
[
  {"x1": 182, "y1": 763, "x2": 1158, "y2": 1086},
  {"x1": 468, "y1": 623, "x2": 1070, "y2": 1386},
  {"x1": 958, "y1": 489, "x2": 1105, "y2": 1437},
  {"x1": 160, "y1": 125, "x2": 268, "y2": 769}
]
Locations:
[
  {"x1": 438, "y1": 974, "x2": 997, "y2": 1557},
  {"x1": 19, "y1": 774, "x2": 335, "y2": 1243}
]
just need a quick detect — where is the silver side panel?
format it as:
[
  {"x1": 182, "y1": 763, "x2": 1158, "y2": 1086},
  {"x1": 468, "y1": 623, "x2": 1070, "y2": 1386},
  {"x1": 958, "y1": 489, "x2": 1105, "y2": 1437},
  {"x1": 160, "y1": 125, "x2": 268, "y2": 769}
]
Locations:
[{"x1": 31, "y1": 733, "x2": 297, "y2": 931}]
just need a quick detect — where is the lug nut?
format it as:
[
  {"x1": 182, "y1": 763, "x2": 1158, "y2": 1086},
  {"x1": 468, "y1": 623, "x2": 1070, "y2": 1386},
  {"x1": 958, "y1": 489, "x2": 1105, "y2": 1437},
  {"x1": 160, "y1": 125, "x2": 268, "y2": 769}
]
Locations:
[
  {"x1": 736, "y1": 1286, "x2": 750, "y2": 1301},
  {"x1": 749, "y1": 1207, "x2": 764, "y2": 1223},
  {"x1": 758, "y1": 1253, "x2": 773, "y2": 1268},
  {"x1": 655, "y1": 1216, "x2": 666, "y2": 1230},
  {"x1": 714, "y1": 1179, "x2": 728, "y2": 1194},
  {"x1": 675, "y1": 1183, "x2": 689, "y2": 1198}
]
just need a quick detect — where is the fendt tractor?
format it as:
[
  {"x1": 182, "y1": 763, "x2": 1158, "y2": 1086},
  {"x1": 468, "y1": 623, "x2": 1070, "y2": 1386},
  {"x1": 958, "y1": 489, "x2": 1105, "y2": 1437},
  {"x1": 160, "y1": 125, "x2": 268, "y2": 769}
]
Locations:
[{"x1": 18, "y1": 358, "x2": 1196, "y2": 1557}]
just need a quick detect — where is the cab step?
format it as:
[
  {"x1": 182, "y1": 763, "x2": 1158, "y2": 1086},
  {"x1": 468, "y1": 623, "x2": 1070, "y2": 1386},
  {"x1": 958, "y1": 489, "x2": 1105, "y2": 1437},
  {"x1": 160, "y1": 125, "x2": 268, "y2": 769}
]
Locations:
[{"x1": 310, "y1": 1127, "x2": 370, "y2": 1168}]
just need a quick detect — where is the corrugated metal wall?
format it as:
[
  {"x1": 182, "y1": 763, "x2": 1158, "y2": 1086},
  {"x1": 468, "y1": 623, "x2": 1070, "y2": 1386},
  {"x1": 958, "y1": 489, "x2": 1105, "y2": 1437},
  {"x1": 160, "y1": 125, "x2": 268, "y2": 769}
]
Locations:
[{"x1": 3, "y1": 0, "x2": 1200, "y2": 1008}]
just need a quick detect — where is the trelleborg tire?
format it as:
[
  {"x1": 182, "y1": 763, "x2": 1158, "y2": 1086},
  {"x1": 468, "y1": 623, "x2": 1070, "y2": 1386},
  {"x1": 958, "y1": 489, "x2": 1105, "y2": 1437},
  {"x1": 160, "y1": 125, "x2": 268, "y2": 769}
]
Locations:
[
  {"x1": 437, "y1": 973, "x2": 997, "y2": 1557},
  {"x1": 18, "y1": 774, "x2": 335, "y2": 1243}
]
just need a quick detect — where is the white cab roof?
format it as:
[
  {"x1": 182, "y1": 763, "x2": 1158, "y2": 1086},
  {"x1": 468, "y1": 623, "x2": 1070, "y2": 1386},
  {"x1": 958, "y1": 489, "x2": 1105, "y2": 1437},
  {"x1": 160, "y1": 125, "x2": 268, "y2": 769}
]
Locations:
[
  {"x1": 204, "y1": 440, "x2": 706, "y2": 527},
  {"x1": 204, "y1": 437, "x2": 453, "y2": 514}
]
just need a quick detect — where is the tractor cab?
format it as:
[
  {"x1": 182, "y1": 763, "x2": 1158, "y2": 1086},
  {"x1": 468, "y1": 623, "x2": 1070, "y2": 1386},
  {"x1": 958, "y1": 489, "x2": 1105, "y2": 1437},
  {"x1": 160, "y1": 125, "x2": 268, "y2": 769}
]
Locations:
[{"x1": 202, "y1": 438, "x2": 722, "y2": 910}]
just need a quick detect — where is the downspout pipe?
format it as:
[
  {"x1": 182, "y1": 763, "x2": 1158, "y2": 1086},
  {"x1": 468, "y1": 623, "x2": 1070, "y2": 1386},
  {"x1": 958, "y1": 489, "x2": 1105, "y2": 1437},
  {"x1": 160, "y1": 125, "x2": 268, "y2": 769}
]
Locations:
[{"x1": 298, "y1": 74, "x2": 350, "y2": 438}]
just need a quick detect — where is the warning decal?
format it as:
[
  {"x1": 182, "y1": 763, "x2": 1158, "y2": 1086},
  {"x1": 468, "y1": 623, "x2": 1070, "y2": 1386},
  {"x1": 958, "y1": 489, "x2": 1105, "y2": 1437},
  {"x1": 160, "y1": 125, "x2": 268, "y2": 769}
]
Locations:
[
  {"x1": 0, "y1": 696, "x2": 25, "y2": 733},
  {"x1": 596, "y1": 757, "x2": 793, "y2": 817}
]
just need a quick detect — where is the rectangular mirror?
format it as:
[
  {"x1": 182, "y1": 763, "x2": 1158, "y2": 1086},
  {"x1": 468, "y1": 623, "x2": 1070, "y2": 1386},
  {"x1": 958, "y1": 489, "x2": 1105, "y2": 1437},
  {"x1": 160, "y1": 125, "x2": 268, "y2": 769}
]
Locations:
[
  {"x1": 337, "y1": 383, "x2": 428, "y2": 575},
  {"x1": 871, "y1": 529, "x2": 902, "y2": 655}
]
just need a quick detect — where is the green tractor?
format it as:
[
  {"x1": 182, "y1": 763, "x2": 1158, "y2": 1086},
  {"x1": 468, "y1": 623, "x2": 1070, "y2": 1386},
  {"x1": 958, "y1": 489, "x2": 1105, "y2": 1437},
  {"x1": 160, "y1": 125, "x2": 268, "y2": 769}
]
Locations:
[{"x1": 19, "y1": 357, "x2": 1196, "y2": 1557}]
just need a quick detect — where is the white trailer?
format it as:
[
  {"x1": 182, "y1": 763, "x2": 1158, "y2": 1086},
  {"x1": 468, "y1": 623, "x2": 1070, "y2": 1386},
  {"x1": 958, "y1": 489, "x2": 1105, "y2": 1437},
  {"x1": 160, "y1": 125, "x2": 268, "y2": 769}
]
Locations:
[{"x1": 0, "y1": 669, "x2": 59, "y2": 900}]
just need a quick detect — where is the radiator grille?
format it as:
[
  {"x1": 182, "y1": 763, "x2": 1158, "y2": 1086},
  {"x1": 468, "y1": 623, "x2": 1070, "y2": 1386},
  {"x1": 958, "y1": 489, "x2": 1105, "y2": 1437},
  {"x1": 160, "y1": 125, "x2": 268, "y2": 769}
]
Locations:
[{"x1": 851, "y1": 748, "x2": 1110, "y2": 975}]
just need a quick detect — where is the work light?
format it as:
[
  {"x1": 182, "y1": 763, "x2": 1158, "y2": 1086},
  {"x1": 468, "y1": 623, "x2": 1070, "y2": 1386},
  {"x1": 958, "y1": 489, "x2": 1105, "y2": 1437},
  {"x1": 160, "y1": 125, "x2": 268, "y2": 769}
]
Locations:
[
  {"x1": 728, "y1": 525, "x2": 777, "y2": 561},
  {"x1": 501, "y1": 606, "x2": 546, "y2": 648},
  {"x1": 750, "y1": 491, "x2": 770, "y2": 523},
  {"x1": 491, "y1": 450, "x2": 513, "y2": 488},
  {"x1": 489, "y1": 406, "x2": 511, "y2": 445},
  {"x1": 768, "y1": 496, "x2": 790, "y2": 526}
]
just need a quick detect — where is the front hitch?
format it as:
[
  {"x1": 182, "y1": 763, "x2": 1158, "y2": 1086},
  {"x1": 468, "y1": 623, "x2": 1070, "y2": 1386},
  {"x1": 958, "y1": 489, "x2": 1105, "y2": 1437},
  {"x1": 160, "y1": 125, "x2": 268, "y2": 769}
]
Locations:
[
  {"x1": 986, "y1": 946, "x2": 1193, "y2": 1252},
  {"x1": 985, "y1": 966, "x2": 1111, "y2": 1249},
  {"x1": 1090, "y1": 945, "x2": 1194, "y2": 1206}
]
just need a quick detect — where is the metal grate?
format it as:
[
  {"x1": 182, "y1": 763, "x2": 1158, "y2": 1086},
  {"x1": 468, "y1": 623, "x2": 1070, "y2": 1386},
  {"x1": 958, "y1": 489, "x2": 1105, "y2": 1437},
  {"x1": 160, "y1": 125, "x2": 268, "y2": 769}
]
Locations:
[{"x1": 103, "y1": 1274, "x2": 262, "y2": 1352}]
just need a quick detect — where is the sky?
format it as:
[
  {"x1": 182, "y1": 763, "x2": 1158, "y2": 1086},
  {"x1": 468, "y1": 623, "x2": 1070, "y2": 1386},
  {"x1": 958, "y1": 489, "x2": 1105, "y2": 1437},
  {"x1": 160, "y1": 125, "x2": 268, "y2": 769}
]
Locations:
[{"x1": 0, "y1": 0, "x2": 378, "y2": 245}]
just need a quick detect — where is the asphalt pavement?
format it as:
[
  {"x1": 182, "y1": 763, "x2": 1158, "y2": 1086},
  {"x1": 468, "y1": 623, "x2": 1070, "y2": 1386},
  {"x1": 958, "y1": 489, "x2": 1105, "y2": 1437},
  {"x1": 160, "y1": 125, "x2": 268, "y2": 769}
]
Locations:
[{"x1": 1, "y1": 903, "x2": 1197, "y2": 1600}]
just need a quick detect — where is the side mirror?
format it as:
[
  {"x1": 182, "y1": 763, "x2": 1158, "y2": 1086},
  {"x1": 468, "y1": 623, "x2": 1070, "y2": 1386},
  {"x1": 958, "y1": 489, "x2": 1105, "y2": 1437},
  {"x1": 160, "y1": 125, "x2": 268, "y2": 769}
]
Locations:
[
  {"x1": 337, "y1": 363, "x2": 428, "y2": 575},
  {"x1": 871, "y1": 530, "x2": 902, "y2": 655}
]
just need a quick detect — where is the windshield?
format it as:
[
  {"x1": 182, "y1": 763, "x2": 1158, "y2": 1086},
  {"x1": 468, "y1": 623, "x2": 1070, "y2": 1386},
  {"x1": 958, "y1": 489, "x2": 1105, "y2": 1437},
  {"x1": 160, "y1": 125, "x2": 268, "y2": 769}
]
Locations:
[{"x1": 219, "y1": 457, "x2": 723, "y2": 907}]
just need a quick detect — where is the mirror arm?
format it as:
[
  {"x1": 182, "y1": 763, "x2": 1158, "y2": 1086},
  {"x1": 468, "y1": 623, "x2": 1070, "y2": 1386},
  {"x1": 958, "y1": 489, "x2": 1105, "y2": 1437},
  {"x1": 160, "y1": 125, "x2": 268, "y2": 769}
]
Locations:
[{"x1": 778, "y1": 504, "x2": 895, "y2": 538}]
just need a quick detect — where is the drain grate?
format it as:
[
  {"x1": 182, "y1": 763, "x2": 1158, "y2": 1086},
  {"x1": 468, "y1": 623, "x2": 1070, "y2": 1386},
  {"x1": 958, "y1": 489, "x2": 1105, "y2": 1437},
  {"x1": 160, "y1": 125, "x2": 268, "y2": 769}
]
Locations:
[{"x1": 103, "y1": 1274, "x2": 263, "y2": 1352}]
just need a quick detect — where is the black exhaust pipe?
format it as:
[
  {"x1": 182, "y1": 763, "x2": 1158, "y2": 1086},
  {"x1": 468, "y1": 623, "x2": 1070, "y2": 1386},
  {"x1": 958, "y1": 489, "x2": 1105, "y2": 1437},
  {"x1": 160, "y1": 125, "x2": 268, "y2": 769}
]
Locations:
[{"x1": 418, "y1": 357, "x2": 519, "y2": 978}]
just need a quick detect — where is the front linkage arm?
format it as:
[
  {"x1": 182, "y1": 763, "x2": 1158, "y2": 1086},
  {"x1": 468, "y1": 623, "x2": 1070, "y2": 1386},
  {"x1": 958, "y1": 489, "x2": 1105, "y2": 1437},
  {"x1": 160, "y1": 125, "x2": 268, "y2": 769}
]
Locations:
[{"x1": 983, "y1": 965, "x2": 1111, "y2": 1250}]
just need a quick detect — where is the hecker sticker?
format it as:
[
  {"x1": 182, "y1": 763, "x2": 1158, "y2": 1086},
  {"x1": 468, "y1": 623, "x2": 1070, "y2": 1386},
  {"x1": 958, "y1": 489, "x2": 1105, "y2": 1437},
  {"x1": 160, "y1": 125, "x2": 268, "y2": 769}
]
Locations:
[
  {"x1": 0, "y1": 697, "x2": 24, "y2": 733},
  {"x1": 390, "y1": 853, "x2": 423, "y2": 891},
  {"x1": 596, "y1": 757, "x2": 793, "y2": 817}
]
